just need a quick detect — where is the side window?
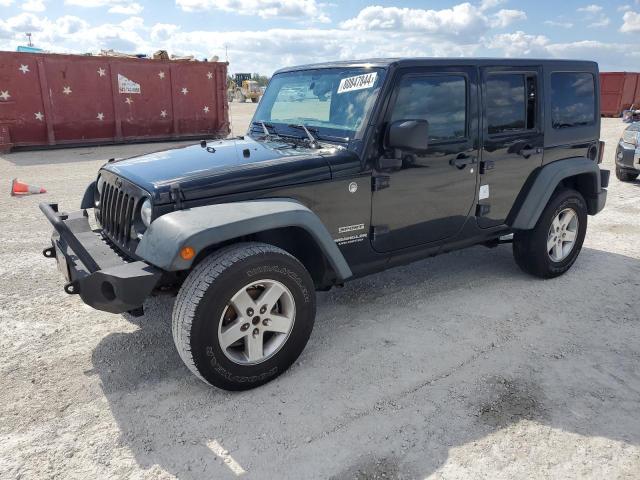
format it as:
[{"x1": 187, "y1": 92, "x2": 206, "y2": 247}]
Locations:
[
  {"x1": 486, "y1": 73, "x2": 537, "y2": 134},
  {"x1": 390, "y1": 75, "x2": 467, "y2": 141},
  {"x1": 551, "y1": 72, "x2": 596, "y2": 129}
]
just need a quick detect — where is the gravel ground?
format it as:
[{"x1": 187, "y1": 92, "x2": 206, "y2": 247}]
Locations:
[{"x1": 1, "y1": 106, "x2": 639, "y2": 479}]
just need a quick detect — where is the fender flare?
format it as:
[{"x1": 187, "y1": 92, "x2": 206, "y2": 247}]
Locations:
[
  {"x1": 510, "y1": 157, "x2": 604, "y2": 230},
  {"x1": 80, "y1": 181, "x2": 96, "y2": 209},
  {"x1": 135, "y1": 198, "x2": 353, "y2": 280}
]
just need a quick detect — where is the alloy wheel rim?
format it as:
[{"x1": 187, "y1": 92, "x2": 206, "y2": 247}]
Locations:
[
  {"x1": 547, "y1": 208, "x2": 579, "y2": 262},
  {"x1": 217, "y1": 279, "x2": 296, "y2": 365}
]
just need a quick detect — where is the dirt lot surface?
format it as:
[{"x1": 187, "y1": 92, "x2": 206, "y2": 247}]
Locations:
[{"x1": 1, "y1": 105, "x2": 639, "y2": 479}]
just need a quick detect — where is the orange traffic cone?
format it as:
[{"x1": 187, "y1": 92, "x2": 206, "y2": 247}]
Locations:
[{"x1": 11, "y1": 178, "x2": 46, "y2": 196}]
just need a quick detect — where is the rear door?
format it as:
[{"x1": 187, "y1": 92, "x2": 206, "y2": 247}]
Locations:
[
  {"x1": 371, "y1": 66, "x2": 480, "y2": 252},
  {"x1": 478, "y1": 66, "x2": 544, "y2": 228}
]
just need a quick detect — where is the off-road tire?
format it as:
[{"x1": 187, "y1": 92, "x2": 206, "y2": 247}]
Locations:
[
  {"x1": 615, "y1": 166, "x2": 638, "y2": 182},
  {"x1": 172, "y1": 242, "x2": 316, "y2": 390},
  {"x1": 513, "y1": 188, "x2": 587, "y2": 279}
]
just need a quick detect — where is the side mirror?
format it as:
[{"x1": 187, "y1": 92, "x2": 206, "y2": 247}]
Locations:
[{"x1": 386, "y1": 119, "x2": 429, "y2": 152}]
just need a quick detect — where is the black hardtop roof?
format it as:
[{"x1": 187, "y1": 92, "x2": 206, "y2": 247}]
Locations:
[{"x1": 274, "y1": 58, "x2": 599, "y2": 74}]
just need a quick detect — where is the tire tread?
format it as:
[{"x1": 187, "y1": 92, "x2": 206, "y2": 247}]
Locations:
[{"x1": 172, "y1": 242, "x2": 296, "y2": 385}]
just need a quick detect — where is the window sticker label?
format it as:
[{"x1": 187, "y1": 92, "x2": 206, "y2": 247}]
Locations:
[
  {"x1": 337, "y1": 72, "x2": 377, "y2": 94},
  {"x1": 479, "y1": 184, "x2": 490, "y2": 200}
]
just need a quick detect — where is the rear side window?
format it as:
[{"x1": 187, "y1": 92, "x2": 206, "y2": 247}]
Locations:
[
  {"x1": 550, "y1": 72, "x2": 596, "y2": 129},
  {"x1": 390, "y1": 75, "x2": 467, "y2": 141}
]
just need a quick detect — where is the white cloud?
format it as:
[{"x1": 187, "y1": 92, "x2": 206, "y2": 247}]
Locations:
[
  {"x1": 479, "y1": 0, "x2": 506, "y2": 11},
  {"x1": 0, "y1": 0, "x2": 14, "y2": 6},
  {"x1": 150, "y1": 23, "x2": 180, "y2": 42},
  {"x1": 544, "y1": 20, "x2": 574, "y2": 28},
  {"x1": 175, "y1": 0, "x2": 330, "y2": 23},
  {"x1": 491, "y1": 9, "x2": 527, "y2": 28},
  {"x1": 22, "y1": 0, "x2": 46, "y2": 12},
  {"x1": 487, "y1": 31, "x2": 550, "y2": 56},
  {"x1": 589, "y1": 17, "x2": 610, "y2": 27},
  {"x1": 577, "y1": 4, "x2": 603, "y2": 13},
  {"x1": 108, "y1": 3, "x2": 143, "y2": 15},
  {"x1": 340, "y1": 4, "x2": 492, "y2": 41},
  {"x1": 621, "y1": 10, "x2": 640, "y2": 32}
]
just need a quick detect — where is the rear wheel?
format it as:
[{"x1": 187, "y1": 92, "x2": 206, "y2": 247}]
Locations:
[
  {"x1": 172, "y1": 242, "x2": 316, "y2": 390},
  {"x1": 616, "y1": 166, "x2": 638, "y2": 182},
  {"x1": 513, "y1": 189, "x2": 587, "y2": 278}
]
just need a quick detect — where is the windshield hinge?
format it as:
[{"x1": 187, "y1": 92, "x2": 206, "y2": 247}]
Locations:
[
  {"x1": 170, "y1": 183, "x2": 185, "y2": 210},
  {"x1": 372, "y1": 175, "x2": 390, "y2": 191}
]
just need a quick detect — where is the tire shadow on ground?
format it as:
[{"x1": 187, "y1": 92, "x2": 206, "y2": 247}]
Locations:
[{"x1": 91, "y1": 245, "x2": 640, "y2": 479}]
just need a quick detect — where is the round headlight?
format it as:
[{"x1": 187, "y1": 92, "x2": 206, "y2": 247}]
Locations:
[
  {"x1": 96, "y1": 175, "x2": 105, "y2": 195},
  {"x1": 140, "y1": 199, "x2": 152, "y2": 227}
]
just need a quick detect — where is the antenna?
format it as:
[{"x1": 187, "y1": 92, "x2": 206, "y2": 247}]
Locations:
[
  {"x1": 224, "y1": 43, "x2": 229, "y2": 63},
  {"x1": 26, "y1": 32, "x2": 33, "y2": 47}
]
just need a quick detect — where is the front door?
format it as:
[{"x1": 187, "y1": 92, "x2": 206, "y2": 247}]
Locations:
[
  {"x1": 371, "y1": 66, "x2": 479, "y2": 252},
  {"x1": 477, "y1": 66, "x2": 544, "y2": 228}
]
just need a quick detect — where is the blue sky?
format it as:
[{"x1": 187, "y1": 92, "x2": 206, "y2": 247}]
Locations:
[{"x1": 1, "y1": 0, "x2": 639, "y2": 73}]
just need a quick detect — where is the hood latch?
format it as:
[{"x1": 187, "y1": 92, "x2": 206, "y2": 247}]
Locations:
[{"x1": 170, "y1": 183, "x2": 185, "y2": 210}]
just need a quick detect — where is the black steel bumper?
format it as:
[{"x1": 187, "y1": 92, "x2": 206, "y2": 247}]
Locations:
[{"x1": 40, "y1": 203, "x2": 162, "y2": 314}]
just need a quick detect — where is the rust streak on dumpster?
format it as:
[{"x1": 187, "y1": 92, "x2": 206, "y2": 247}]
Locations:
[{"x1": 0, "y1": 51, "x2": 230, "y2": 151}]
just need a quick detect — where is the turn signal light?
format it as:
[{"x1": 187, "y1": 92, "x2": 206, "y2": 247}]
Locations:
[{"x1": 180, "y1": 246, "x2": 195, "y2": 260}]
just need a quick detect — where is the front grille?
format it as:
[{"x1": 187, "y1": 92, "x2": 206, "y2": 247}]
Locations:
[{"x1": 97, "y1": 173, "x2": 144, "y2": 253}]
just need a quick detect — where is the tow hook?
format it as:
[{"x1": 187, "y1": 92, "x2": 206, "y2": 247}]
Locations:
[
  {"x1": 42, "y1": 246, "x2": 55, "y2": 259},
  {"x1": 64, "y1": 282, "x2": 79, "y2": 295}
]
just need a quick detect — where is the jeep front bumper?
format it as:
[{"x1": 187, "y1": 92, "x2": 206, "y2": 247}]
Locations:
[{"x1": 40, "y1": 203, "x2": 161, "y2": 314}]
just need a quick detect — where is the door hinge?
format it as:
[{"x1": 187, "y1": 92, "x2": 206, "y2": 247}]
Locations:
[
  {"x1": 370, "y1": 225, "x2": 390, "y2": 241},
  {"x1": 476, "y1": 204, "x2": 491, "y2": 217},
  {"x1": 372, "y1": 175, "x2": 391, "y2": 191},
  {"x1": 480, "y1": 160, "x2": 495, "y2": 175}
]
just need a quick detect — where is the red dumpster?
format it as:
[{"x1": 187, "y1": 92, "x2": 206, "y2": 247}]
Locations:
[
  {"x1": 600, "y1": 72, "x2": 640, "y2": 117},
  {"x1": 0, "y1": 52, "x2": 230, "y2": 152}
]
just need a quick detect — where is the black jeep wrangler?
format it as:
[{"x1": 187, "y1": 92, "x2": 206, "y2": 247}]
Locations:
[{"x1": 41, "y1": 58, "x2": 609, "y2": 390}]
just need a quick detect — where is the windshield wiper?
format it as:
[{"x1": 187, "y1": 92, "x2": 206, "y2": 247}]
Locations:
[
  {"x1": 251, "y1": 121, "x2": 279, "y2": 139},
  {"x1": 287, "y1": 124, "x2": 320, "y2": 149}
]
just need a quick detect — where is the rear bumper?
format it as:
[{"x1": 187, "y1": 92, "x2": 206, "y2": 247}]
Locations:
[{"x1": 40, "y1": 203, "x2": 161, "y2": 314}]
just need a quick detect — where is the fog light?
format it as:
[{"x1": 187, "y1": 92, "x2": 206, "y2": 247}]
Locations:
[{"x1": 180, "y1": 246, "x2": 195, "y2": 260}]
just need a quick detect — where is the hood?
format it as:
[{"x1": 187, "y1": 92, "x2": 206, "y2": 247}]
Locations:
[{"x1": 102, "y1": 137, "x2": 348, "y2": 203}]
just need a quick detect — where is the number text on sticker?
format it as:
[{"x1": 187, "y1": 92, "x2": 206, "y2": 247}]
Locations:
[{"x1": 337, "y1": 73, "x2": 378, "y2": 94}]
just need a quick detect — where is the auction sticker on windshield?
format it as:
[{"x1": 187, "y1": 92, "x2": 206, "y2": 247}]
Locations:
[{"x1": 337, "y1": 72, "x2": 378, "y2": 94}]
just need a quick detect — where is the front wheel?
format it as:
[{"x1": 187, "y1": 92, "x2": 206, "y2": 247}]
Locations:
[
  {"x1": 513, "y1": 189, "x2": 587, "y2": 278},
  {"x1": 172, "y1": 243, "x2": 316, "y2": 390}
]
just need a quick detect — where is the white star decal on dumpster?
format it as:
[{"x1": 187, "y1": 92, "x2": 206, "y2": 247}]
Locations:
[
  {"x1": 34, "y1": 111, "x2": 44, "y2": 121},
  {"x1": 125, "y1": 97, "x2": 133, "y2": 105},
  {"x1": 97, "y1": 112, "x2": 105, "y2": 121},
  {"x1": 207, "y1": 72, "x2": 213, "y2": 79},
  {"x1": 19, "y1": 64, "x2": 30, "y2": 74},
  {"x1": 97, "y1": 68, "x2": 106, "y2": 77},
  {"x1": 158, "y1": 71, "x2": 165, "y2": 79},
  {"x1": 203, "y1": 106, "x2": 210, "y2": 113},
  {"x1": 0, "y1": 90, "x2": 10, "y2": 101},
  {"x1": 160, "y1": 110, "x2": 167, "y2": 118},
  {"x1": 63, "y1": 86, "x2": 72, "y2": 95},
  {"x1": 181, "y1": 87, "x2": 188, "y2": 95}
]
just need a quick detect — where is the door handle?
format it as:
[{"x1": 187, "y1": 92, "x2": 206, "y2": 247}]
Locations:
[
  {"x1": 519, "y1": 144, "x2": 537, "y2": 159},
  {"x1": 449, "y1": 154, "x2": 475, "y2": 169}
]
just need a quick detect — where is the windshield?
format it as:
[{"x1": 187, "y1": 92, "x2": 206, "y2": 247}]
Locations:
[{"x1": 251, "y1": 67, "x2": 386, "y2": 141}]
